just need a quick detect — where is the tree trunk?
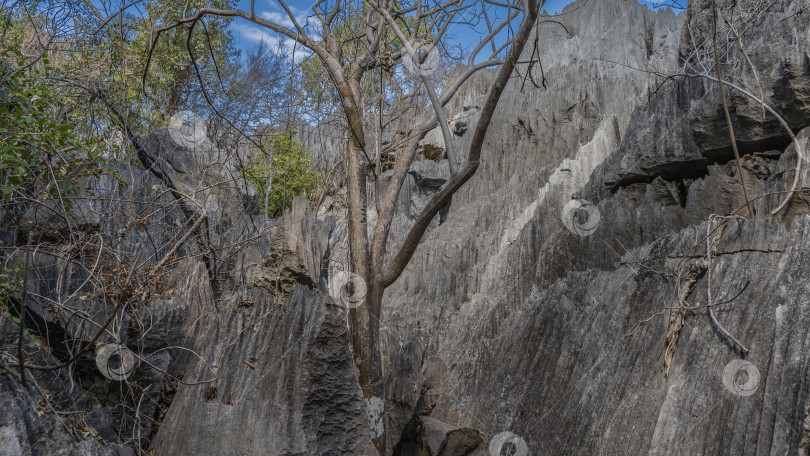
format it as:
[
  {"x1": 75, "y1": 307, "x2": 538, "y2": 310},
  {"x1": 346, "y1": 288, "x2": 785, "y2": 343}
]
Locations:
[
  {"x1": 342, "y1": 3, "x2": 541, "y2": 451},
  {"x1": 359, "y1": 283, "x2": 385, "y2": 453},
  {"x1": 345, "y1": 137, "x2": 386, "y2": 453}
]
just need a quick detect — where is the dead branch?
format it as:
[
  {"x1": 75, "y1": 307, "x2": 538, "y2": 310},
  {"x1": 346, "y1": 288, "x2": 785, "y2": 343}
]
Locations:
[{"x1": 711, "y1": 0, "x2": 753, "y2": 218}]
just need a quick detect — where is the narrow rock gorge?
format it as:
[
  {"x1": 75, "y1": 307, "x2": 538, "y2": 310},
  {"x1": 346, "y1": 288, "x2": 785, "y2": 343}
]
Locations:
[{"x1": 1, "y1": 0, "x2": 809, "y2": 454}]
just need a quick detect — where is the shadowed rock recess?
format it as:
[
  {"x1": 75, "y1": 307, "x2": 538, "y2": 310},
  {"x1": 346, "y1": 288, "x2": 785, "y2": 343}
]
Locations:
[{"x1": 2, "y1": 0, "x2": 810, "y2": 454}]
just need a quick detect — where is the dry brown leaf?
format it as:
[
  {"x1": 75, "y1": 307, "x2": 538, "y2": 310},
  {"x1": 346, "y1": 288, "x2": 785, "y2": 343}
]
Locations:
[{"x1": 663, "y1": 309, "x2": 685, "y2": 375}]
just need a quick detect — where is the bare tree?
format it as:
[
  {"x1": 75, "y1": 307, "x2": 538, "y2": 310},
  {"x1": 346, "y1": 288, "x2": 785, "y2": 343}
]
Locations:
[{"x1": 146, "y1": 0, "x2": 544, "y2": 450}]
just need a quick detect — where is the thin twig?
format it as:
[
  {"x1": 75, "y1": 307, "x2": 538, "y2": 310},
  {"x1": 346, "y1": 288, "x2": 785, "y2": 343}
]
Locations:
[
  {"x1": 18, "y1": 230, "x2": 32, "y2": 392},
  {"x1": 712, "y1": 0, "x2": 753, "y2": 218},
  {"x1": 706, "y1": 218, "x2": 749, "y2": 355},
  {"x1": 154, "y1": 213, "x2": 208, "y2": 272}
]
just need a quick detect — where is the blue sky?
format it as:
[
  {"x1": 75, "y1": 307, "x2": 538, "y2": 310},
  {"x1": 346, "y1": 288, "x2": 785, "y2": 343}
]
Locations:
[
  {"x1": 228, "y1": 0, "x2": 685, "y2": 57},
  {"x1": 543, "y1": 0, "x2": 579, "y2": 13}
]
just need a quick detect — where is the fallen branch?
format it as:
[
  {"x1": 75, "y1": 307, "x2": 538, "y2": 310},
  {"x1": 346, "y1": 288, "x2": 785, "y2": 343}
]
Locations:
[
  {"x1": 153, "y1": 212, "x2": 208, "y2": 272},
  {"x1": 705, "y1": 217, "x2": 749, "y2": 355}
]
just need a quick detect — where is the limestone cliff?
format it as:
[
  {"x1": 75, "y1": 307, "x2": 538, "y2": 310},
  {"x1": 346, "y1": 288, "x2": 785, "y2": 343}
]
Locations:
[{"x1": 2, "y1": 0, "x2": 809, "y2": 455}]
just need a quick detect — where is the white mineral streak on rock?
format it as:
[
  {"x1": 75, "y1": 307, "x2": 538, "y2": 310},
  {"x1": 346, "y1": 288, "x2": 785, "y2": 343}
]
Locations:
[
  {"x1": 365, "y1": 396, "x2": 385, "y2": 439},
  {"x1": 481, "y1": 117, "x2": 620, "y2": 294}
]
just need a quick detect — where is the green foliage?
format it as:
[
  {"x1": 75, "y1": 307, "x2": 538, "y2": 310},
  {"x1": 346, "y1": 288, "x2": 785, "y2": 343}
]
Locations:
[
  {"x1": 246, "y1": 131, "x2": 323, "y2": 217},
  {"x1": 0, "y1": 266, "x2": 42, "y2": 349},
  {"x1": 0, "y1": 47, "x2": 108, "y2": 206},
  {"x1": 10, "y1": 0, "x2": 241, "y2": 133},
  {"x1": 0, "y1": 267, "x2": 19, "y2": 298},
  {"x1": 123, "y1": 0, "x2": 238, "y2": 123}
]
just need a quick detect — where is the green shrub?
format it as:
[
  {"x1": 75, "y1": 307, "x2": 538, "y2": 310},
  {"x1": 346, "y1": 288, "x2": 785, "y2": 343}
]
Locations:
[
  {"x1": 0, "y1": 48, "x2": 108, "y2": 207},
  {"x1": 246, "y1": 131, "x2": 323, "y2": 217}
]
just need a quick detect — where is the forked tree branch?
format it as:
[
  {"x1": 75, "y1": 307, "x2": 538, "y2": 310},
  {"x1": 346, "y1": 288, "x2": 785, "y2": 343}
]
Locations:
[
  {"x1": 381, "y1": 8, "x2": 460, "y2": 175},
  {"x1": 369, "y1": 8, "x2": 519, "y2": 271},
  {"x1": 379, "y1": 0, "x2": 544, "y2": 287}
]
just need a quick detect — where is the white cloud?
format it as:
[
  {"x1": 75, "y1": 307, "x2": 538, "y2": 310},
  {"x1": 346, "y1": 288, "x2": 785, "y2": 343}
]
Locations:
[
  {"x1": 259, "y1": 5, "x2": 313, "y2": 30},
  {"x1": 260, "y1": 11, "x2": 296, "y2": 28},
  {"x1": 233, "y1": 22, "x2": 311, "y2": 63},
  {"x1": 233, "y1": 21, "x2": 276, "y2": 43}
]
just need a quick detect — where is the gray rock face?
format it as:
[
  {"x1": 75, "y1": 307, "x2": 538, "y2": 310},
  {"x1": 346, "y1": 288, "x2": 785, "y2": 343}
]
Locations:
[
  {"x1": 0, "y1": 377, "x2": 133, "y2": 456},
  {"x1": 433, "y1": 217, "x2": 810, "y2": 455},
  {"x1": 152, "y1": 197, "x2": 371, "y2": 455},
  {"x1": 142, "y1": 130, "x2": 258, "y2": 218},
  {"x1": 599, "y1": 0, "x2": 810, "y2": 186},
  {"x1": 597, "y1": 79, "x2": 706, "y2": 188},
  {"x1": 680, "y1": 0, "x2": 810, "y2": 160},
  {"x1": 393, "y1": 416, "x2": 482, "y2": 456},
  {"x1": 151, "y1": 285, "x2": 371, "y2": 455},
  {"x1": 361, "y1": 0, "x2": 810, "y2": 454},
  {"x1": 248, "y1": 197, "x2": 333, "y2": 296},
  {"x1": 420, "y1": 417, "x2": 481, "y2": 456},
  {"x1": 0, "y1": 129, "x2": 331, "y2": 454}
]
